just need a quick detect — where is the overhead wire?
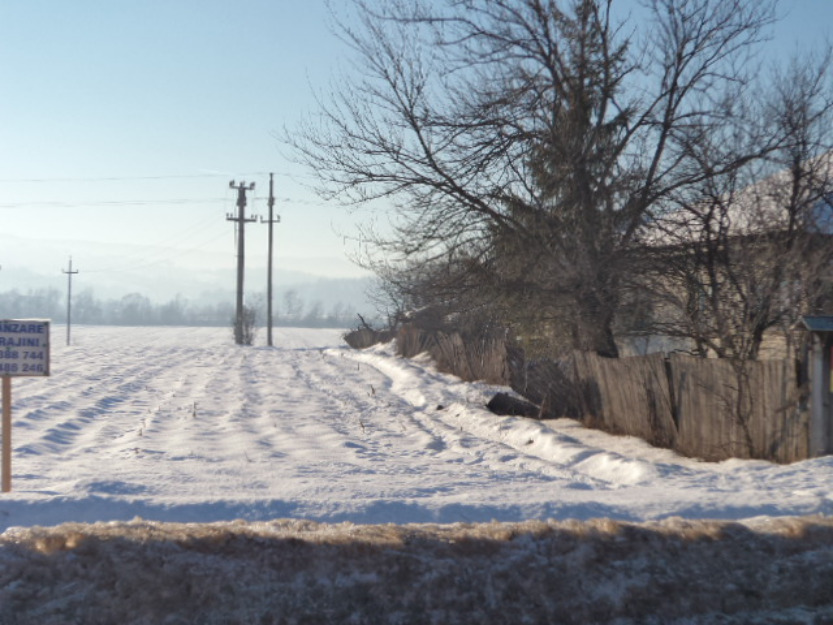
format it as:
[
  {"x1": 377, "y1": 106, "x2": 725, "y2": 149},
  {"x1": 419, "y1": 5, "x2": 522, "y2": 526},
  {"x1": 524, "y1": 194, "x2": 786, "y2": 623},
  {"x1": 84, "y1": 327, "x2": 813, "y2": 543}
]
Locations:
[
  {"x1": 84, "y1": 182, "x2": 247, "y2": 274},
  {"x1": 82, "y1": 212, "x2": 227, "y2": 273},
  {"x1": 0, "y1": 172, "x2": 349, "y2": 279},
  {"x1": 0, "y1": 169, "x2": 330, "y2": 208},
  {"x1": 82, "y1": 229, "x2": 233, "y2": 274},
  {"x1": 0, "y1": 170, "x2": 312, "y2": 184},
  {"x1": 0, "y1": 171, "x2": 268, "y2": 183},
  {"x1": 0, "y1": 196, "x2": 331, "y2": 209},
  {"x1": 0, "y1": 198, "x2": 226, "y2": 209}
]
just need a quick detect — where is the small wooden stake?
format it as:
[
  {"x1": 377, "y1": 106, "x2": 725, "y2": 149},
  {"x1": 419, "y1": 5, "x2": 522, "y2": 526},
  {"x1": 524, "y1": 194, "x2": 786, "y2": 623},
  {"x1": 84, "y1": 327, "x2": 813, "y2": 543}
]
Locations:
[{"x1": 2, "y1": 376, "x2": 11, "y2": 493}]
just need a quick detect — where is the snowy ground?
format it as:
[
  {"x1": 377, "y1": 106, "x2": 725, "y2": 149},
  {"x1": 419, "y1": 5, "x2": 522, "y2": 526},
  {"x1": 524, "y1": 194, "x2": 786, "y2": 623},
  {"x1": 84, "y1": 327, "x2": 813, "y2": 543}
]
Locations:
[
  {"x1": 1, "y1": 326, "x2": 833, "y2": 623},
  {"x1": 3, "y1": 325, "x2": 833, "y2": 527}
]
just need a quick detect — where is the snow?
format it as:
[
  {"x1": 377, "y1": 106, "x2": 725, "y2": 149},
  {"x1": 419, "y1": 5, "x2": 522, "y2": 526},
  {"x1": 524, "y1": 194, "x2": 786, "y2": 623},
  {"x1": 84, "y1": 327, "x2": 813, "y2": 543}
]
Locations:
[
  {"x1": 1, "y1": 325, "x2": 832, "y2": 529},
  {"x1": 2, "y1": 326, "x2": 833, "y2": 623}
]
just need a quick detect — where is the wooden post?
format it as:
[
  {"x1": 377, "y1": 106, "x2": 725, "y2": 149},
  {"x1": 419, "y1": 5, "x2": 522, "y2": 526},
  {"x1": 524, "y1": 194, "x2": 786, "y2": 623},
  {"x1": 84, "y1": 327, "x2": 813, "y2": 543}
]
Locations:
[
  {"x1": 810, "y1": 334, "x2": 828, "y2": 457},
  {"x1": 63, "y1": 257, "x2": 79, "y2": 346},
  {"x1": 227, "y1": 180, "x2": 256, "y2": 345},
  {"x1": 266, "y1": 173, "x2": 275, "y2": 348},
  {"x1": 2, "y1": 376, "x2": 11, "y2": 493},
  {"x1": 261, "y1": 173, "x2": 280, "y2": 347}
]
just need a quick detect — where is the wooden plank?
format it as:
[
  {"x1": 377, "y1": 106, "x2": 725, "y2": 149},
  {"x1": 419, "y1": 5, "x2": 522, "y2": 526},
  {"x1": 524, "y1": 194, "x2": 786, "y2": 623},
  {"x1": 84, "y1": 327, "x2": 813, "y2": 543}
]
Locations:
[
  {"x1": 573, "y1": 352, "x2": 676, "y2": 448},
  {"x1": 670, "y1": 355, "x2": 808, "y2": 463},
  {"x1": 2, "y1": 376, "x2": 11, "y2": 492}
]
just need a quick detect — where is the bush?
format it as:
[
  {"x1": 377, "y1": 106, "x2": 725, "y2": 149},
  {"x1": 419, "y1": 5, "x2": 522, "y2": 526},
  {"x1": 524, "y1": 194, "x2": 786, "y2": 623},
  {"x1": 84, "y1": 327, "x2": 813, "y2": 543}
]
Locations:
[{"x1": 231, "y1": 305, "x2": 258, "y2": 346}]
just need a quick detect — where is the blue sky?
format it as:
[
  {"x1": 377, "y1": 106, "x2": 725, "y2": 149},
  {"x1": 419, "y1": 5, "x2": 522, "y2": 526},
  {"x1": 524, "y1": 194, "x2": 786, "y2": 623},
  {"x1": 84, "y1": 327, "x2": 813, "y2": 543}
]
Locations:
[
  {"x1": 1, "y1": 0, "x2": 363, "y2": 289},
  {"x1": 1, "y1": 1, "x2": 832, "y2": 295}
]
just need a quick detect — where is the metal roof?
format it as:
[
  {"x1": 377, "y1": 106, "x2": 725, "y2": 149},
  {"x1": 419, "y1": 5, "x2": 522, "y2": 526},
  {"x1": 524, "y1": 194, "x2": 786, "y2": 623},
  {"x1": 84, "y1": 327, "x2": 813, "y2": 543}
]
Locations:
[{"x1": 800, "y1": 315, "x2": 833, "y2": 332}]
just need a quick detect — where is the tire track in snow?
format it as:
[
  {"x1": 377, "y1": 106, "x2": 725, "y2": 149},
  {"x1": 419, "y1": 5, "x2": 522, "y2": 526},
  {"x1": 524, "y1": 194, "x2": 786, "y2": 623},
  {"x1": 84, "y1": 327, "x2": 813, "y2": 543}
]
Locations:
[
  {"x1": 14, "y1": 351, "x2": 199, "y2": 458},
  {"x1": 263, "y1": 348, "x2": 388, "y2": 473},
  {"x1": 334, "y1": 347, "x2": 637, "y2": 490},
  {"x1": 286, "y1": 346, "x2": 607, "y2": 495},
  {"x1": 9, "y1": 330, "x2": 242, "y2": 494},
  {"x1": 124, "y1": 340, "x2": 387, "y2": 491}
]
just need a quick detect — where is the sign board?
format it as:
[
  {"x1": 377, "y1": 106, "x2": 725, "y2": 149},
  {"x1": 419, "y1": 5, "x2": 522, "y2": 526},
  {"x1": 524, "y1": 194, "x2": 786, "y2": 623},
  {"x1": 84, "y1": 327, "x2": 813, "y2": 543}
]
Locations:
[
  {"x1": 0, "y1": 319, "x2": 50, "y2": 377},
  {"x1": 1, "y1": 319, "x2": 51, "y2": 492}
]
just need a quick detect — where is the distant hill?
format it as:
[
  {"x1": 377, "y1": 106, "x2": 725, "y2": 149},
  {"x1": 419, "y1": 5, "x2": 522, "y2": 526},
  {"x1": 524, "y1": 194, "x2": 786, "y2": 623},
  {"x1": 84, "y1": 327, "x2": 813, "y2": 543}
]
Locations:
[{"x1": 0, "y1": 232, "x2": 380, "y2": 325}]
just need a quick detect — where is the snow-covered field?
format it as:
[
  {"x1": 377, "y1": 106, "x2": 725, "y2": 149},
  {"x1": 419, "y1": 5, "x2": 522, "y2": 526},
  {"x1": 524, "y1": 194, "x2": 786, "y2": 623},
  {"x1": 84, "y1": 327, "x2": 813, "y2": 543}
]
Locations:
[
  {"x1": 3, "y1": 326, "x2": 833, "y2": 527},
  {"x1": 1, "y1": 326, "x2": 833, "y2": 623}
]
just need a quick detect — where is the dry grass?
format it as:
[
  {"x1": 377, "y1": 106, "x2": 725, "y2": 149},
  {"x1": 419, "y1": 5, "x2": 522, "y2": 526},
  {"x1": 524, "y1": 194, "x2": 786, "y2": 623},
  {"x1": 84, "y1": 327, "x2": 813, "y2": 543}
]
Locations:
[{"x1": 1, "y1": 516, "x2": 833, "y2": 624}]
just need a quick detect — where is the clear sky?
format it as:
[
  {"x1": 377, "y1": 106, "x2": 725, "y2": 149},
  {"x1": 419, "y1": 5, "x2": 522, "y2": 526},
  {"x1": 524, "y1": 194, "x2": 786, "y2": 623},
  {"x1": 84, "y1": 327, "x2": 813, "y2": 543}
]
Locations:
[
  {"x1": 0, "y1": 0, "x2": 368, "y2": 291},
  {"x1": 1, "y1": 1, "x2": 832, "y2": 295}
]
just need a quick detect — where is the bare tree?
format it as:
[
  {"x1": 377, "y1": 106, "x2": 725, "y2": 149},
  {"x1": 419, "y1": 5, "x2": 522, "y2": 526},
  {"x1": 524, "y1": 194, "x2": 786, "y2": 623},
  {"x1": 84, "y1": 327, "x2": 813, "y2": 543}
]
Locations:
[
  {"x1": 289, "y1": 0, "x2": 779, "y2": 356},
  {"x1": 231, "y1": 304, "x2": 258, "y2": 346},
  {"x1": 281, "y1": 289, "x2": 304, "y2": 324},
  {"x1": 646, "y1": 48, "x2": 833, "y2": 362},
  {"x1": 630, "y1": 48, "x2": 833, "y2": 456}
]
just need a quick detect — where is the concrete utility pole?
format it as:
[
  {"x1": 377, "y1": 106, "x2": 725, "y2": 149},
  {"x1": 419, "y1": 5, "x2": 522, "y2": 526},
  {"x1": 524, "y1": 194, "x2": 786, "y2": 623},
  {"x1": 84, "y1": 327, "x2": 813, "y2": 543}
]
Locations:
[
  {"x1": 227, "y1": 180, "x2": 256, "y2": 345},
  {"x1": 62, "y1": 257, "x2": 79, "y2": 346},
  {"x1": 261, "y1": 173, "x2": 280, "y2": 347}
]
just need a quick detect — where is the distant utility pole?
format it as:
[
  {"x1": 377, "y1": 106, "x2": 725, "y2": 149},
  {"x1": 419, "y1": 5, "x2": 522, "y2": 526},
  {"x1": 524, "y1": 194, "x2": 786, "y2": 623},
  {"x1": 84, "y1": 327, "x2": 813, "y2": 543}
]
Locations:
[
  {"x1": 227, "y1": 180, "x2": 256, "y2": 345},
  {"x1": 261, "y1": 173, "x2": 280, "y2": 347},
  {"x1": 62, "y1": 257, "x2": 79, "y2": 346}
]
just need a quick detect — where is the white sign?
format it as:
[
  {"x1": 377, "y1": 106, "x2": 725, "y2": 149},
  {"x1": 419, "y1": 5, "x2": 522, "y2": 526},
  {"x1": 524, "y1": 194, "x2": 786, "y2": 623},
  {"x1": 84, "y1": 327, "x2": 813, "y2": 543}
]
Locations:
[{"x1": 0, "y1": 319, "x2": 50, "y2": 377}]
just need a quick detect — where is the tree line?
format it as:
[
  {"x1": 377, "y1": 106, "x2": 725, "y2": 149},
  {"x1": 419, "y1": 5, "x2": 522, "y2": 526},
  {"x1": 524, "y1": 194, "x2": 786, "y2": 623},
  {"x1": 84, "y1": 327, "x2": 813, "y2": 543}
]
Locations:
[
  {"x1": 0, "y1": 288, "x2": 362, "y2": 328},
  {"x1": 291, "y1": 0, "x2": 833, "y2": 363}
]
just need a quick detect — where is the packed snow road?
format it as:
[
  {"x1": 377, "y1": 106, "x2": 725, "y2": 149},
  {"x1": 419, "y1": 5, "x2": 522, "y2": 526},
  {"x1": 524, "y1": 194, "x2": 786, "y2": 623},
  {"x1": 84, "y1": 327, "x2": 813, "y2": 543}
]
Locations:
[{"x1": 1, "y1": 325, "x2": 832, "y2": 531}]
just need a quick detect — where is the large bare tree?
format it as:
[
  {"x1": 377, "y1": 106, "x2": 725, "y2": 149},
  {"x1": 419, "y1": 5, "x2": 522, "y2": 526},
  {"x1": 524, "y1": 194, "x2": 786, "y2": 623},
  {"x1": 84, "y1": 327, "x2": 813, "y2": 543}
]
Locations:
[
  {"x1": 289, "y1": 0, "x2": 779, "y2": 357},
  {"x1": 646, "y1": 48, "x2": 833, "y2": 361}
]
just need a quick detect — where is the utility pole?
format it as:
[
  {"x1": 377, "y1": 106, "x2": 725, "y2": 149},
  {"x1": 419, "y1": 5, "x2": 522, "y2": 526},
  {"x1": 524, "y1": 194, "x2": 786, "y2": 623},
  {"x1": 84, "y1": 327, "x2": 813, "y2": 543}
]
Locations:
[
  {"x1": 62, "y1": 257, "x2": 79, "y2": 346},
  {"x1": 261, "y1": 173, "x2": 280, "y2": 347},
  {"x1": 227, "y1": 180, "x2": 256, "y2": 345}
]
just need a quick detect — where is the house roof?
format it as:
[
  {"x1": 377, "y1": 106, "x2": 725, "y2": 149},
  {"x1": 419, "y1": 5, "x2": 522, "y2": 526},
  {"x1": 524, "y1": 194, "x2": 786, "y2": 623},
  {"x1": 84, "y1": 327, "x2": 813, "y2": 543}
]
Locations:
[
  {"x1": 641, "y1": 151, "x2": 833, "y2": 247},
  {"x1": 800, "y1": 315, "x2": 833, "y2": 333}
]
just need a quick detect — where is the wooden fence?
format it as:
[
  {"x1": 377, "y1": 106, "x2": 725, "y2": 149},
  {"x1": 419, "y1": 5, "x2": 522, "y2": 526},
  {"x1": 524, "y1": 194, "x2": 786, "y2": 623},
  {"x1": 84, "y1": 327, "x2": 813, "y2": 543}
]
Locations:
[
  {"x1": 395, "y1": 325, "x2": 510, "y2": 385},
  {"x1": 573, "y1": 352, "x2": 810, "y2": 463},
  {"x1": 343, "y1": 328, "x2": 395, "y2": 350},
  {"x1": 573, "y1": 352, "x2": 677, "y2": 450},
  {"x1": 669, "y1": 355, "x2": 809, "y2": 463},
  {"x1": 352, "y1": 324, "x2": 811, "y2": 463}
]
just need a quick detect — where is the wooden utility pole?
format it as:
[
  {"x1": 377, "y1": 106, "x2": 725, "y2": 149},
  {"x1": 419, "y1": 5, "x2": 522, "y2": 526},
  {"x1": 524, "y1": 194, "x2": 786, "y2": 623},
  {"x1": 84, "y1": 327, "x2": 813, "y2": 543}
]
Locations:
[
  {"x1": 2, "y1": 375, "x2": 11, "y2": 492},
  {"x1": 227, "y1": 180, "x2": 256, "y2": 345},
  {"x1": 261, "y1": 173, "x2": 280, "y2": 347},
  {"x1": 62, "y1": 257, "x2": 79, "y2": 346}
]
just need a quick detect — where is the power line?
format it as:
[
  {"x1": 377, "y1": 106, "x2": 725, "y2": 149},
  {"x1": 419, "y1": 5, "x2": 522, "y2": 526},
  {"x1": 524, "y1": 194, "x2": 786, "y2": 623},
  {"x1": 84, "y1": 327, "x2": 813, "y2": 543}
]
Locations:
[
  {"x1": 0, "y1": 196, "x2": 330, "y2": 209},
  {"x1": 0, "y1": 198, "x2": 227, "y2": 209},
  {"x1": 0, "y1": 172, "x2": 273, "y2": 183},
  {"x1": 0, "y1": 171, "x2": 316, "y2": 184},
  {"x1": 60, "y1": 208, "x2": 231, "y2": 275},
  {"x1": 119, "y1": 211, "x2": 221, "y2": 255},
  {"x1": 82, "y1": 229, "x2": 231, "y2": 275}
]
